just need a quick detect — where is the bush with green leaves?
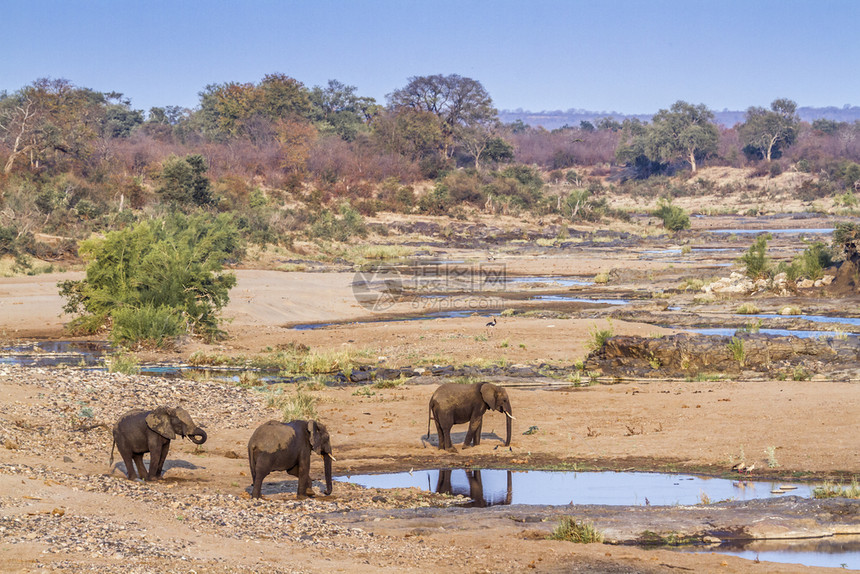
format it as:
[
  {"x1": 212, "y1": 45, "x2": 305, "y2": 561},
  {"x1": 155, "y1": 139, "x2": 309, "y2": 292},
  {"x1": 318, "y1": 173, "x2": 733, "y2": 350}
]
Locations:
[
  {"x1": 833, "y1": 222, "x2": 860, "y2": 267},
  {"x1": 652, "y1": 198, "x2": 690, "y2": 232},
  {"x1": 59, "y1": 213, "x2": 241, "y2": 344},
  {"x1": 739, "y1": 233, "x2": 772, "y2": 279},
  {"x1": 308, "y1": 203, "x2": 367, "y2": 241},
  {"x1": 157, "y1": 154, "x2": 214, "y2": 207},
  {"x1": 780, "y1": 241, "x2": 833, "y2": 281}
]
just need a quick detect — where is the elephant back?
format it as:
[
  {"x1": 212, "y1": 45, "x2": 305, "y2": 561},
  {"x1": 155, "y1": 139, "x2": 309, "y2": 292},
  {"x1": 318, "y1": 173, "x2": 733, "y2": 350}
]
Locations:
[{"x1": 249, "y1": 420, "x2": 298, "y2": 453}]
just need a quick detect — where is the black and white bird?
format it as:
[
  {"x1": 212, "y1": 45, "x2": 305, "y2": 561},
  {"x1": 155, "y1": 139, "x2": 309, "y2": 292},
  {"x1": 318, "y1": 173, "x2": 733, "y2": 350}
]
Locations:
[{"x1": 485, "y1": 317, "x2": 497, "y2": 328}]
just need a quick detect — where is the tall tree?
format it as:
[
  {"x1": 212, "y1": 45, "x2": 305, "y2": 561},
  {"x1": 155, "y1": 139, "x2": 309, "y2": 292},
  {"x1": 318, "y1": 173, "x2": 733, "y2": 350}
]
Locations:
[
  {"x1": 197, "y1": 74, "x2": 312, "y2": 141},
  {"x1": 387, "y1": 74, "x2": 497, "y2": 159},
  {"x1": 645, "y1": 101, "x2": 719, "y2": 172},
  {"x1": 739, "y1": 98, "x2": 800, "y2": 161},
  {"x1": 0, "y1": 91, "x2": 38, "y2": 174},
  {"x1": 309, "y1": 79, "x2": 377, "y2": 141}
]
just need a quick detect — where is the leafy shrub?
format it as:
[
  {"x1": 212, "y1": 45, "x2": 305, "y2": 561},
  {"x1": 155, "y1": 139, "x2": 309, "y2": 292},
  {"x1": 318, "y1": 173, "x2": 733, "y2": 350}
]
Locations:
[
  {"x1": 833, "y1": 222, "x2": 860, "y2": 266},
  {"x1": 111, "y1": 304, "x2": 185, "y2": 348},
  {"x1": 792, "y1": 241, "x2": 833, "y2": 280},
  {"x1": 739, "y1": 234, "x2": 772, "y2": 279},
  {"x1": 727, "y1": 336, "x2": 745, "y2": 367},
  {"x1": 652, "y1": 198, "x2": 690, "y2": 232},
  {"x1": 59, "y1": 213, "x2": 241, "y2": 343},
  {"x1": 587, "y1": 322, "x2": 614, "y2": 352},
  {"x1": 309, "y1": 203, "x2": 367, "y2": 241},
  {"x1": 157, "y1": 154, "x2": 214, "y2": 207}
]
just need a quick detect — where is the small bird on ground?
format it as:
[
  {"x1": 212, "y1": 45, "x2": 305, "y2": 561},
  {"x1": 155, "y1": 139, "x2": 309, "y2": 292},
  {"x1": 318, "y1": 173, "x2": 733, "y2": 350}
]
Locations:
[
  {"x1": 744, "y1": 463, "x2": 756, "y2": 475},
  {"x1": 486, "y1": 317, "x2": 497, "y2": 328},
  {"x1": 732, "y1": 462, "x2": 746, "y2": 473}
]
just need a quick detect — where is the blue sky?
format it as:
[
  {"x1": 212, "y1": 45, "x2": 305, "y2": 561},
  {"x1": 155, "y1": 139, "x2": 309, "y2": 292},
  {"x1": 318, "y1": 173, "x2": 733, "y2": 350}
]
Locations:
[{"x1": 3, "y1": 0, "x2": 857, "y2": 114}]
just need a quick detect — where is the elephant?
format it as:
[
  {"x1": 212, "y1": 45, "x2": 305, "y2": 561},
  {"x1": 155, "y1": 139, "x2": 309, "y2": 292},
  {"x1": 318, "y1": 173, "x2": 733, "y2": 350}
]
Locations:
[
  {"x1": 247, "y1": 419, "x2": 335, "y2": 499},
  {"x1": 426, "y1": 382, "x2": 514, "y2": 451},
  {"x1": 110, "y1": 406, "x2": 207, "y2": 481}
]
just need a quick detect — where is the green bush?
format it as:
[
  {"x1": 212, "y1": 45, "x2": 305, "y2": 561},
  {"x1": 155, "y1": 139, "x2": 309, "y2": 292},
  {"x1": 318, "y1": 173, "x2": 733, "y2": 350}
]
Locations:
[
  {"x1": 652, "y1": 198, "x2": 690, "y2": 232},
  {"x1": 793, "y1": 241, "x2": 833, "y2": 280},
  {"x1": 308, "y1": 203, "x2": 367, "y2": 241},
  {"x1": 833, "y1": 222, "x2": 860, "y2": 266},
  {"x1": 59, "y1": 213, "x2": 241, "y2": 343},
  {"x1": 739, "y1": 234, "x2": 772, "y2": 279},
  {"x1": 111, "y1": 304, "x2": 186, "y2": 348}
]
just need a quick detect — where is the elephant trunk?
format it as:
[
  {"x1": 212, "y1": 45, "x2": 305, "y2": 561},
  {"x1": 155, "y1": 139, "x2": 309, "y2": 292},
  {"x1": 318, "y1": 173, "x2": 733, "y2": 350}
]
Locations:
[
  {"x1": 504, "y1": 409, "x2": 512, "y2": 446},
  {"x1": 189, "y1": 429, "x2": 207, "y2": 445},
  {"x1": 323, "y1": 452, "x2": 333, "y2": 495}
]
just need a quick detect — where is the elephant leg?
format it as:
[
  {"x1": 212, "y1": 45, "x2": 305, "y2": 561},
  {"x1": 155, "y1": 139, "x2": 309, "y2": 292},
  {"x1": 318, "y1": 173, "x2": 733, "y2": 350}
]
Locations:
[
  {"x1": 251, "y1": 465, "x2": 265, "y2": 499},
  {"x1": 118, "y1": 449, "x2": 137, "y2": 480},
  {"x1": 296, "y1": 457, "x2": 314, "y2": 499},
  {"x1": 154, "y1": 440, "x2": 171, "y2": 478},
  {"x1": 132, "y1": 454, "x2": 147, "y2": 480},
  {"x1": 464, "y1": 416, "x2": 482, "y2": 448},
  {"x1": 433, "y1": 417, "x2": 446, "y2": 450},
  {"x1": 473, "y1": 418, "x2": 483, "y2": 446}
]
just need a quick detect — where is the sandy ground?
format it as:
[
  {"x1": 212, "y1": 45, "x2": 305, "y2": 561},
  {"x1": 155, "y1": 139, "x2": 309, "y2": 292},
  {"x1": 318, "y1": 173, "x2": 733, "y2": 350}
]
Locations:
[{"x1": 1, "y1": 262, "x2": 859, "y2": 573}]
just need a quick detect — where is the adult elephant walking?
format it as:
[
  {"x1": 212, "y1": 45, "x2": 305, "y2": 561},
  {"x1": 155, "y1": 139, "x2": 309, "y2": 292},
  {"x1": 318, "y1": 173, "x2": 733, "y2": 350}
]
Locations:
[
  {"x1": 247, "y1": 419, "x2": 335, "y2": 499},
  {"x1": 110, "y1": 406, "x2": 207, "y2": 481},
  {"x1": 427, "y1": 382, "x2": 514, "y2": 451}
]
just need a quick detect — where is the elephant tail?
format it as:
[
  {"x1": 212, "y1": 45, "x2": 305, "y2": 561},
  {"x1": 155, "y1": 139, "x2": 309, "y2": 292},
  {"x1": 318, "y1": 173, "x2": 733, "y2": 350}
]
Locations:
[
  {"x1": 109, "y1": 435, "x2": 116, "y2": 468},
  {"x1": 425, "y1": 403, "x2": 433, "y2": 444}
]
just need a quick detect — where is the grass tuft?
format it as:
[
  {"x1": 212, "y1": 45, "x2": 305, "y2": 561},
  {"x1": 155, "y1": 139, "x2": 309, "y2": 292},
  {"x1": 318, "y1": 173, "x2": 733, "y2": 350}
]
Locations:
[
  {"x1": 549, "y1": 517, "x2": 604, "y2": 543},
  {"x1": 813, "y1": 480, "x2": 860, "y2": 499}
]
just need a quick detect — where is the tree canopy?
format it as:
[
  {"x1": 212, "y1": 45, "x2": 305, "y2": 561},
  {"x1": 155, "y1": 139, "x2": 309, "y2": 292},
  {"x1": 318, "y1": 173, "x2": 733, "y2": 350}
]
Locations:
[{"x1": 739, "y1": 98, "x2": 800, "y2": 161}]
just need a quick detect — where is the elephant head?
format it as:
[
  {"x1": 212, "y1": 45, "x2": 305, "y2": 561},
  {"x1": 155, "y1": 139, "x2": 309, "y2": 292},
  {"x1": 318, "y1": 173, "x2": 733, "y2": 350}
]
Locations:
[
  {"x1": 145, "y1": 406, "x2": 207, "y2": 445},
  {"x1": 307, "y1": 420, "x2": 334, "y2": 495},
  {"x1": 480, "y1": 383, "x2": 513, "y2": 446}
]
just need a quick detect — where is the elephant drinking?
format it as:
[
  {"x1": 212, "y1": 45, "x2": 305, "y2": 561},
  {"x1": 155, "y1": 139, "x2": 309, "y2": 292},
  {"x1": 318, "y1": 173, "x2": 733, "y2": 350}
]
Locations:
[
  {"x1": 110, "y1": 406, "x2": 207, "y2": 481},
  {"x1": 427, "y1": 382, "x2": 514, "y2": 451},
  {"x1": 247, "y1": 419, "x2": 335, "y2": 499}
]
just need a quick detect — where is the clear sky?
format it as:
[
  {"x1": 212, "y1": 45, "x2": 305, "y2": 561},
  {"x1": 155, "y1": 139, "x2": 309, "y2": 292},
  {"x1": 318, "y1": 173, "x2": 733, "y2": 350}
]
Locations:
[{"x1": 3, "y1": 0, "x2": 857, "y2": 115}]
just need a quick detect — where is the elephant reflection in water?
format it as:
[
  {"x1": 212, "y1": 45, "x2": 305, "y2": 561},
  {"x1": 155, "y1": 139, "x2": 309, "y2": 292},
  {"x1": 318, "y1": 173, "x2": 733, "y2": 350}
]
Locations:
[{"x1": 434, "y1": 469, "x2": 512, "y2": 507}]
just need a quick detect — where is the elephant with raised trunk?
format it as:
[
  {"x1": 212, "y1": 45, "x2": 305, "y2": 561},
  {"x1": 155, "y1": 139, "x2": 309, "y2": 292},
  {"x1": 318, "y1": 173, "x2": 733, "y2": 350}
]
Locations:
[
  {"x1": 427, "y1": 382, "x2": 514, "y2": 451},
  {"x1": 247, "y1": 419, "x2": 335, "y2": 499},
  {"x1": 110, "y1": 406, "x2": 207, "y2": 481}
]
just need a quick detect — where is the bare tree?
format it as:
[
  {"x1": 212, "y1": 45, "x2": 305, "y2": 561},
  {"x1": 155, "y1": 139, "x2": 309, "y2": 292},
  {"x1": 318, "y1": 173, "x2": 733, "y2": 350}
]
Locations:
[{"x1": 0, "y1": 94, "x2": 37, "y2": 174}]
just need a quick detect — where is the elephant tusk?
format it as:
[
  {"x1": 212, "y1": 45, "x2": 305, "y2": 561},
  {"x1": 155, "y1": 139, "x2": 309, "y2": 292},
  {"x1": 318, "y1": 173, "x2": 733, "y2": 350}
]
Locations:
[
  {"x1": 326, "y1": 453, "x2": 337, "y2": 462},
  {"x1": 505, "y1": 412, "x2": 516, "y2": 420}
]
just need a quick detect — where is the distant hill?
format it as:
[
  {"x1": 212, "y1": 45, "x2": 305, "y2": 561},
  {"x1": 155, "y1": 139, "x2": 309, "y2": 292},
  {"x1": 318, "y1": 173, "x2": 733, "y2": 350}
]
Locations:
[{"x1": 500, "y1": 106, "x2": 860, "y2": 130}]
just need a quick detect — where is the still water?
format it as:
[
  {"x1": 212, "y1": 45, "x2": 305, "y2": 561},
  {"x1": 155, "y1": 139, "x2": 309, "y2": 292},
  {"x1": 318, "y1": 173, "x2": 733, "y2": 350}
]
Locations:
[{"x1": 336, "y1": 469, "x2": 814, "y2": 507}]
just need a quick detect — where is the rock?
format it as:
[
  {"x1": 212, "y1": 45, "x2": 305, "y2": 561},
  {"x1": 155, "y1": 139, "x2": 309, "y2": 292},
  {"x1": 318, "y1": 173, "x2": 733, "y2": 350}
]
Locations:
[
  {"x1": 62, "y1": 456, "x2": 74, "y2": 463},
  {"x1": 797, "y1": 279, "x2": 815, "y2": 289},
  {"x1": 224, "y1": 450, "x2": 240, "y2": 459}
]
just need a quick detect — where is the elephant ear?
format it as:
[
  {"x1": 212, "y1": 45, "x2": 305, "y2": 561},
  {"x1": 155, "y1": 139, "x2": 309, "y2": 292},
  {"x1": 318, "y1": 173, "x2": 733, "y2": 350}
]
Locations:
[
  {"x1": 146, "y1": 409, "x2": 176, "y2": 440},
  {"x1": 306, "y1": 420, "x2": 317, "y2": 450},
  {"x1": 480, "y1": 383, "x2": 498, "y2": 410}
]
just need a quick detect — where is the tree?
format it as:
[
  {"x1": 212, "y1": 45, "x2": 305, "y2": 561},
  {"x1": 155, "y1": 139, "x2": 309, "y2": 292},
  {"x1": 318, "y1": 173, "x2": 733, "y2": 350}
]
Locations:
[
  {"x1": 156, "y1": 154, "x2": 213, "y2": 207},
  {"x1": 0, "y1": 91, "x2": 38, "y2": 174},
  {"x1": 59, "y1": 213, "x2": 241, "y2": 343},
  {"x1": 456, "y1": 124, "x2": 512, "y2": 170},
  {"x1": 387, "y1": 74, "x2": 497, "y2": 159},
  {"x1": 197, "y1": 74, "x2": 312, "y2": 141},
  {"x1": 646, "y1": 101, "x2": 719, "y2": 172},
  {"x1": 739, "y1": 98, "x2": 800, "y2": 161},
  {"x1": 309, "y1": 79, "x2": 377, "y2": 141}
]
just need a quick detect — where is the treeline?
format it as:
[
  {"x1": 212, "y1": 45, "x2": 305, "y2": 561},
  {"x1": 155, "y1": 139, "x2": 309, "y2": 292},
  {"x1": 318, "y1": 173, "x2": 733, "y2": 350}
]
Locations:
[{"x1": 2, "y1": 74, "x2": 860, "y2": 260}]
